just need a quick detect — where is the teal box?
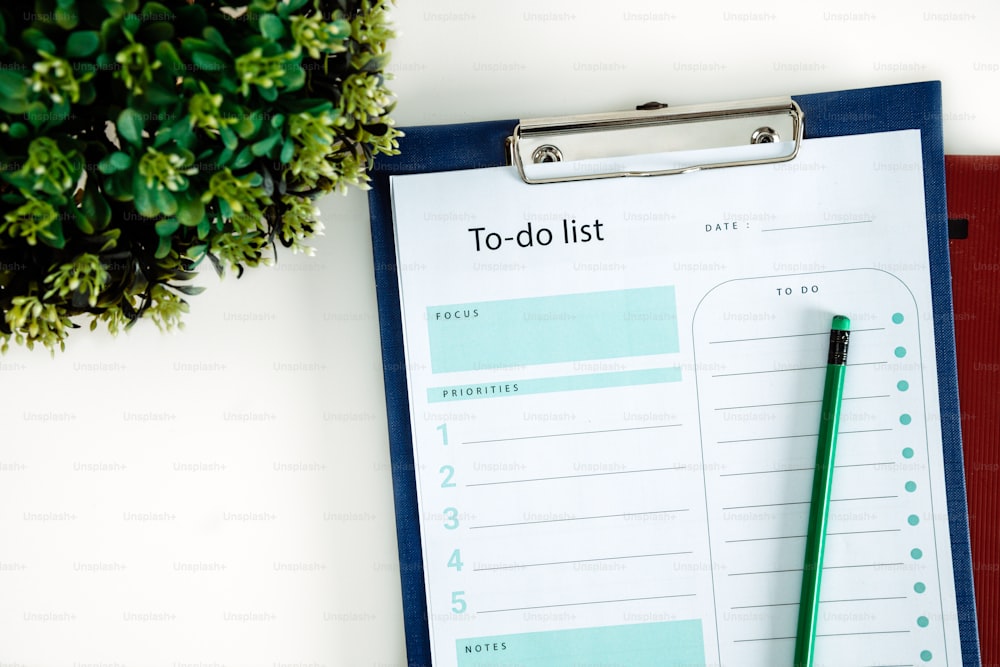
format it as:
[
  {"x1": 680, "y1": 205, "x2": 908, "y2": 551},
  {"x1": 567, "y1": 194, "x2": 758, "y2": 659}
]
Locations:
[
  {"x1": 426, "y1": 287, "x2": 679, "y2": 373},
  {"x1": 428, "y1": 367, "x2": 682, "y2": 403},
  {"x1": 455, "y1": 619, "x2": 705, "y2": 667}
]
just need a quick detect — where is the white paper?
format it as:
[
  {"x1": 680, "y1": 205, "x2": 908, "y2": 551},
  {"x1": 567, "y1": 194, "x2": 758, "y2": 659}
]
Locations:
[{"x1": 389, "y1": 130, "x2": 962, "y2": 667}]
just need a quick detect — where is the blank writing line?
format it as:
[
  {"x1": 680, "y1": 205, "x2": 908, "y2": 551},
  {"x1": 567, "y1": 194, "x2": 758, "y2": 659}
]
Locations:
[
  {"x1": 466, "y1": 466, "x2": 683, "y2": 487},
  {"x1": 469, "y1": 508, "x2": 689, "y2": 530},
  {"x1": 473, "y1": 551, "x2": 691, "y2": 572},
  {"x1": 725, "y1": 528, "x2": 901, "y2": 544},
  {"x1": 731, "y1": 595, "x2": 907, "y2": 610},
  {"x1": 733, "y1": 629, "x2": 908, "y2": 643},
  {"x1": 759, "y1": 219, "x2": 873, "y2": 233},
  {"x1": 720, "y1": 461, "x2": 894, "y2": 478},
  {"x1": 722, "y1": 495, "x2": 897, "y2": 511},
  {"x1": 716, "y1": 395, "x2": 889, "y2": 410},
  {"x1": 463, "y1": 424, "x2": 681, "y2": 445},
  {"x1": 477, "y1": 593, "x2": 695, "y2": 614},
  {"x1": 713, "y1": 360, "x2": 886, "y2": 378},
  {"x1": 730, "y1": 562, "x2": 904, "y2": 577},
  {"x1": 709, "y1": 327, "x2": 884, "y2": 345},
  {"x1": 718, "y1": 427, "x2": 893, "y2": 444}
]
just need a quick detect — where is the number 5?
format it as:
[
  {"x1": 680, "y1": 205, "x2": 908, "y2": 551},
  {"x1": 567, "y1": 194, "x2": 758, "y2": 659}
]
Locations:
[{"x1": 451, "y1": 591, "x2": 466, "y2": 614}]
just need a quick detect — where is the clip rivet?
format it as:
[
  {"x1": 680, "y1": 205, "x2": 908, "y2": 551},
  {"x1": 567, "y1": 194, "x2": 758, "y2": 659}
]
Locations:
[
  {"x1": 751, "y1": 127, "x2": 779, "y2": 144},
  {"x1": 531, "y1": 145, "x2": 563, "y2": 163}
]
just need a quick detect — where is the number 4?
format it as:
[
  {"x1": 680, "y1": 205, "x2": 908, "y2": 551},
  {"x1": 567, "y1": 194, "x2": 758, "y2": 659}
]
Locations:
[{"x1": 447, "y1": 549, "x2": 464, "y2": 571}]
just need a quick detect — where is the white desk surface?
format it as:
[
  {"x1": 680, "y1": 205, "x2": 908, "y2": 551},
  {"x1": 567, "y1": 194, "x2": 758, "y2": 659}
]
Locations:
[{"x1": 2, "y1": 1, "x2": 997, "y2": 665}]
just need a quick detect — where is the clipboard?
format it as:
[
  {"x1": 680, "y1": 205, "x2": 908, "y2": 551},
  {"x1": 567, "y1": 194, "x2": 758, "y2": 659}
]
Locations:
[{"x1": 366, "y1": 80, "x2": 980, "y2": 666}]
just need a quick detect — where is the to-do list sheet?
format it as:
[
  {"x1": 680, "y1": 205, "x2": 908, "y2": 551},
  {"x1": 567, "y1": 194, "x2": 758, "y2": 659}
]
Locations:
[{"x1": 388, "y1": 130, "x2": 963, "y2": 667}]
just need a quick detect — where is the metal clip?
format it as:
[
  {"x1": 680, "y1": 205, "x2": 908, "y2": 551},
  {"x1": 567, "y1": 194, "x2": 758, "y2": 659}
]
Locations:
[{"x1": 509, "y1": 97, "x2": 804, "y2": 184}]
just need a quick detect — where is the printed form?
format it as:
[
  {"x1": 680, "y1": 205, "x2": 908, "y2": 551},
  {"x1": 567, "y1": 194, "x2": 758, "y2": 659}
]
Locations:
[{"x1": 389, "y1": 130, "x2": 962, "y2": 667}]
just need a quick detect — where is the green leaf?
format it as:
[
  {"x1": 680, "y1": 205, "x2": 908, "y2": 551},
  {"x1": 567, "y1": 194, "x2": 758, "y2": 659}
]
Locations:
[
  {"x1": 155, "y1": 217, "x2": 180, "y2": 237},
  {"x1": 202, "y1": 27, "x2": 232, "y2": 55},
  {"x1": 24, "y1": 102, "x2": 52, "y2": 128},
  {"x1": 145, "y1": 82, "x2": 179, "y2": 106},
  {"x1": 151, "y1": 188, "x2": 178, "y2": 217},
  {"x1": 219, "y1": 126, "x2": 238, "y2": 151},
  {"x1": 191, "y1": 51, "x2": 226, "y2": 73},
  {"x1": 258, "y1": 84, "x2": 278, "y2": 102},
  {"x1": 0, "y1": 96, "x2": 29, "y2": 115},
  {"x1": 276, "y1": 0, "x2": 310, "y2": 18},
  {"x1": 169, "y1": 284, "x2": 206, "y2": 296},
  {"x1": 72, "y1": 208, "x2": 95, "y2": 234},
  {"x1": 154, "y1": 41, "x2": 184, "y2": 74},
  {"x1": 359, "y1": 53, "x2": 390, "y2": 74},
  {"x1": 138, "y1": 21, "x2": 174, "y2": 45},
  {"x1": 102, "y1": 0, "x2": 135, "y2": 17},
  {"x1": 123, "y1": 13, "x2": 142, "y2": 35},
  {"x1": 282, "y1": 64, "x2": 305, "y2": 91},
  {"x1": 168, "y1": 119, "x2": 194, "y2": 147},
  {"x1": 81, "y1": 182, "x2": 112, "y2": 231},
  {"x1": 176, "y1": 194, "x2": 206, "y2": 227},
  {"x1": 259, "y1": 14, "x2": 285, "y2": 40},
  {"x1": 0, "y1": 69, "x2": 28, "y2": 100},
  {"x1": 117, "y1": 108, "x2": 145, "y2": 147},
  {"x1": 133, "y1": 177, "x2": 157, "y2": 217},
  {"x1": 232, "y1": 145, "x2": 255, "y2": 169},
  {"x1": 65, "y1": 31, "x2": 101, "y2": 58},
  {"x1": 197, "y1": 220, "x2": 212, "y2": 243},
  {"x1": 141, "y1": 2, "x2": 174, "y2": 19},
  {"x1": 40, "y1": 216, "x2": 66, "y2": 249},
  {"x1": 154, "y1": 235, "x2": 172, "y2": 259},
  {"x1": 279, "y1": 137, "x2": 295, "y2": 164},
  {"x1": 8, "y1": 122, "x2": 29, "y2": 139},
  {"x1": 234, "y1": 116, "x2": 256, "y2": 139},
  {"x1": 22, "y1": 29, "x2": 56, "y2": 55},
  {"x1": 97, "y1": 151, "x2": 132, "y2": 174},
  {"x1": 251, "y1": 132, "x2": 281, "y2": 157},
  {"x1": 55, "y1": 6, "x2": 79, "y2": 30},
  {"x1": 78, "y1": 80, "x2": 96, "y2": 106}
]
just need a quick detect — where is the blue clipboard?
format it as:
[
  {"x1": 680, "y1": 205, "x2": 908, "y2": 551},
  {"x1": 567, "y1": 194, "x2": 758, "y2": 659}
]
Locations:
[{"x1": 366, "y1": 81, "x2": 980, "y2": 667}]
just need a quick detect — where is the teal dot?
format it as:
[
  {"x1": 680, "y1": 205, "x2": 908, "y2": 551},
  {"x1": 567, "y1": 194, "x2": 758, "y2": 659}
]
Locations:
[
  {"x1": 895, "y1": 346, "x2": 907, "y2": 358},
  {"x1": 917, "y1": 616, "x2": 929, "y2": 628},
  {"x1": 908, "y1": 514, "x2": 920, "y2": 526},
  {"x1": 892, "y1": 313, "x2": 905, "y2": 324},
  {"x1": 906, "y1": 481, "x2": 917, "y2": 492},
  {"x1": 903, "y1": 447, "x2": 915, "y2": 459},
  {"x1": 921, "y1": 650, "x2": 933, "y2": 662},
  {"x1": 914, "y1": 582, "x2": 926, "y2": 593},
  {"x1": 900, "y1": 413, "x2": 912, "y2": 425},
  {"x1": 911, "y1": 548, "x2": 923, "y2": 560},
  {"x1": 898, "y1": 380, "x2": 909, "y2": 392}
]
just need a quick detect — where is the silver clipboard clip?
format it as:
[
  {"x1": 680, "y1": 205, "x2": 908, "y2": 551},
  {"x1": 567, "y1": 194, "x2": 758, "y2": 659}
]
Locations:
[{"x1": 508, "y1": 97, "x2": 804, "y2": 184}]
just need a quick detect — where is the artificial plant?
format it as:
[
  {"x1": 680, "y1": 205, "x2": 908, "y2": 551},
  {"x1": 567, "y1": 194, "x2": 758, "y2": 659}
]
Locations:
[{"x1": 0, "y1": 0, "x2": 400, "y2": 351}]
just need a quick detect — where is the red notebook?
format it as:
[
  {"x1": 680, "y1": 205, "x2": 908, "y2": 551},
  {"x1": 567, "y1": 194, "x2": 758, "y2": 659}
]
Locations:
[{"x1": 946, "y1": 155, "x2": 1000, "y2": 666}]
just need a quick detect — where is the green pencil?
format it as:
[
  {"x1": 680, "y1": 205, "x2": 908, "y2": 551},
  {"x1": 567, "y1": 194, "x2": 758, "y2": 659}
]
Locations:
[{"x1": 794, "y1": 315, "x2": 851, "y2": 667}]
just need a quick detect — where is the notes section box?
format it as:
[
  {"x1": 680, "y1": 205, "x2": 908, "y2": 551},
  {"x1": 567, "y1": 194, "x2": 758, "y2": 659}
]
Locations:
[{"x1": 692, "y1": 269, "x2": 950, "y2": 667}]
